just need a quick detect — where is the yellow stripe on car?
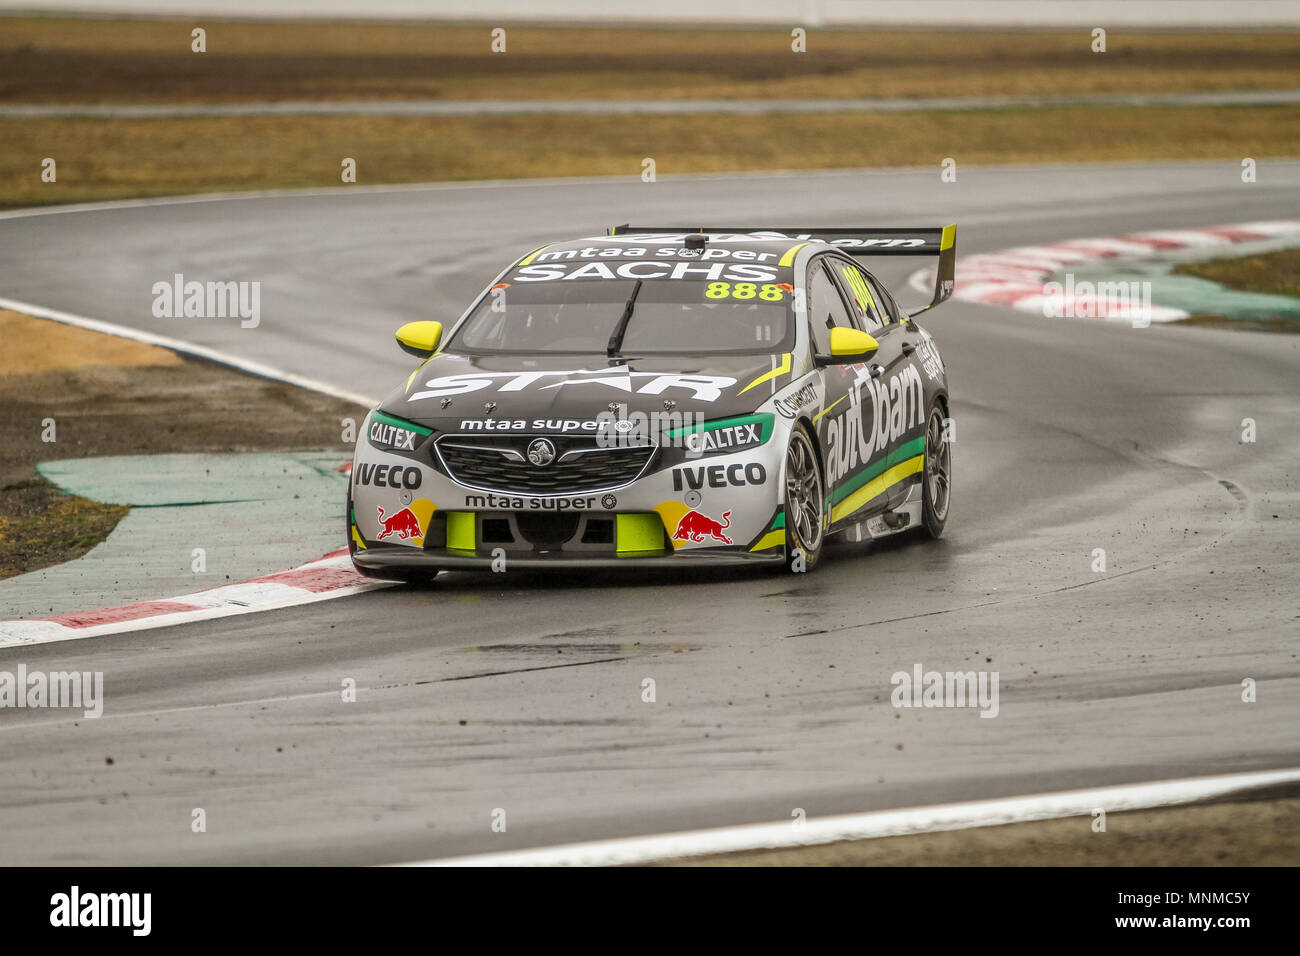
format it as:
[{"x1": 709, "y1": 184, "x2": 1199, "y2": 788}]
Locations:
[
  {"x1": 778, "y1": 242, "x2": 810, "y2": 267},
  {"x1": 812, "y1": 395, "x2": 845, "y2": 424},
  {"x1": 405, "y1": 354, "x2": 436, "y2": 393},
  {"x1": 749, "y1": 530, "x2": 786, "y2": 552},
  {"x1": 517, "y1": 244, "x2": 551, "y2": 266},
  {"x1": 738, "y1": 352, "x2": 791, "y2": 395},
  {"x1": 829, "y1": 455, "x2": 924, "y2": 523}
]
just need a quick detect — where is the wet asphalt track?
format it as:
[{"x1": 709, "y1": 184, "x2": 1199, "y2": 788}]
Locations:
[{"x1": 1, "y1": 162, "x2": 1298, "y2": 864}]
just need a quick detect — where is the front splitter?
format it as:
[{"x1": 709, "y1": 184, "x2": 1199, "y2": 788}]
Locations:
[{"x1": 351, "y1": 547, "x2": 785, "y2": 572}]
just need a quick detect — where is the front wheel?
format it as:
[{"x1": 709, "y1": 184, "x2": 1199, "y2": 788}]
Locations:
[
  {"x1": 920, "y1": 403, "x2": 951, "y2": 538},
  {"x1": 783, "y1": 422, "x2": 825, "y2": 572}
]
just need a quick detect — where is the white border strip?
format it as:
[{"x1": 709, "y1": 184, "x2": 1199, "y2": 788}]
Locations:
[
  {"x1": 408, "y1": 767, "x2": 1300, "y2": 866},
  {"x1": 0, "y1": 581, "x2": 389, "y2": 649},
  {"x1": 0, "y1": 552, "x2": 393, "y2": 648},
  {"x1": 6, "y1": 160, "x2": 1284, "y2": 224},
  {"x1": 7, "y1": 89, "x2": 1300, "y2": 120},
  {"x1": 0, "y1": 296, "x2": 379, "y2": 407},
  {"x1": 0, "y1": 168, "x2": 923, "y2": 223},
  {"x1": 908, "y1": 218, "x2": 1300, "y2": 322}
]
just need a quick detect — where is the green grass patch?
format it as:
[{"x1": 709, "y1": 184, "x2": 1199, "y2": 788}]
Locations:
[
  {"x1": 1174, "y1": 247, "x2": 1300, "y2": 298},
  {"x1": 0, "y1": 484, "x2": 128, "y2": 579}
]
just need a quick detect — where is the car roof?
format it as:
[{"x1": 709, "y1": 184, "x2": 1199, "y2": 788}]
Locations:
[{"x1": 529, "y1": 232, "x2": 813, "y2": 262}]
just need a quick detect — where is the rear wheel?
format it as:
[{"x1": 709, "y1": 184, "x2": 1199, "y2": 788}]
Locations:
[
  {"x1": 783, "y1": 423, "x2": 825, "y2": 572},
  {"x1": 920, "y1": 402, "x2": 951, "y2": 538}
]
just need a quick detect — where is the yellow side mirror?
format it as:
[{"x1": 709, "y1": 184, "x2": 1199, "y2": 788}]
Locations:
[
  {"x1": 395, "y1": 321, "x2": 443, "y2": 359},
  {"x1": 827, "y1": 327, "x2": 879, "y2": 361}
]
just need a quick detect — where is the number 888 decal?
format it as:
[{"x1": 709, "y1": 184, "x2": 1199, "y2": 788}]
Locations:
[{"x1": 705, "y1": 282, "x2": 790, "y2": 301}]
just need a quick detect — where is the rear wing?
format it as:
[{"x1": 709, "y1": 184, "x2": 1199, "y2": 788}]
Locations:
[{"x1": 607, "y1": 224, "x2": 956, "y2": 317}]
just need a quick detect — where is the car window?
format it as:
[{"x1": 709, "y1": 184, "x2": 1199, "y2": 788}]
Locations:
[
  {"x1": 834, "y1": 260, "x2": 887, "y2": 330},
  {"x1": 866, "y1": 270, "x2": 904, "y2": 323},
  {"x1": 449, "y1": 274, "x2": 794, "y2": 355},
  {"x1": 806, "y1": 260, "x2": 857, "y2": 353},
  {"x1": 874, "y1": 280, "x2": 905, "y2": 323}
]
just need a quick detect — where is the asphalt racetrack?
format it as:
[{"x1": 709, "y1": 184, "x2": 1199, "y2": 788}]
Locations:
[{"x1": 1, "y1": 161, "x2": 1297, "y2": 864}]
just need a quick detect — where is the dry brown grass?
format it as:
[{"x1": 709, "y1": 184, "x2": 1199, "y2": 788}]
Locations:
[
  {"x1": 2, "y1": 104, "x2": 1297, "y2": 208},
  {"x1": 1, "y1": 16, "x2": 1297, "y2": 103},
  {"x1": 3, "y1": 16, "x2": 1296, "y2": 210},
  {"x1": 661, "y1": 793, "x2": 1300, "y2": 866},
  {"x1": 0, "y1": 310, "x2": 183, "y2": 371},
  {"x1": 0, "y1": 311, "x2": 364, "y2": 579}
]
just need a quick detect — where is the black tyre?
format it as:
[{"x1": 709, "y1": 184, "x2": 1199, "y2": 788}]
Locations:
[
  {"x1": 920, "y1": 402, "x2": 951, "y2": 538},
  {"x1": 783, "y1": 422, "x2": 825, "y2": 572}
]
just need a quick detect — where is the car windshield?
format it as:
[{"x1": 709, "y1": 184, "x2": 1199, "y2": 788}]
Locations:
[{"x1": 448, "y1": 275, "x2": 793, "y2": 355}]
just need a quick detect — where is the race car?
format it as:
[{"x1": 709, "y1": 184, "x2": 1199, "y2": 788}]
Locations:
[{"x1": 347, "y1": 224, "x2": 955, "y2": 577}]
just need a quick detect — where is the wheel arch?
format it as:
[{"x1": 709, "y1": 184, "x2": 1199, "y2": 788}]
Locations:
[
  {"x1": 797, "y1": 413, "x2": 827, "y2": 479},
  {"x1": 795, "y1": 413, "x2": 830, "y2": 533}
]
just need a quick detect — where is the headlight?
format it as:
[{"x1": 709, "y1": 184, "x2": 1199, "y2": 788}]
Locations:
[
  {"x1": 365, "y1": 410, "x2": 433, "y2": 456},
  {"x1": 661, "y1": 413, "x2": 774, "y2": 464}
]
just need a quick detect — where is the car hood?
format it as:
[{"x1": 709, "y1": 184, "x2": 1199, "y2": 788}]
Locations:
[{"x1": 378, "y1": 351, "x2": 787, "y2": 428}]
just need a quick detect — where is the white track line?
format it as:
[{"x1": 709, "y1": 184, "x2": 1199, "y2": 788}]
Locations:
[
  {"x1": 0, "y1": 168, "x2": 924, "y2": 223},
  {"x1": 908, "y1": 218, "x2": 1300, "y2": 322},
  {"x1": 0, "y1": 582, "x2": 388, "y2": 650},
  {"x1": 0, "y1": 296, "x2": 379, "y2": 407},
  {"x1": 9, "y1": 89, "x2": 1300, "y2": 120},
  {"x1": 408, "y1": 767, "x2": 1300, "y2": 866},
  {"x1": 6, "y1": 160, "x2": 1279, "y2": 224},
  {"x1": 0, "y1": 552, "x2": 393, "y2": 649}
]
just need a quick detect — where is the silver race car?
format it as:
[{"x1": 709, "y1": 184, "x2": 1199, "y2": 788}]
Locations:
[{"x1": 348, "y1": 224, "x2": 955, "y2": 577}]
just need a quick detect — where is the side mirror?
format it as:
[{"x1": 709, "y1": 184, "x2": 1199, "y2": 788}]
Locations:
[
  {"x1": 395, "y1": 321, "x2": 443, "y2": 359},
  {"x1": 817, "y1": 327, "x2": 879, "y2": 365}
]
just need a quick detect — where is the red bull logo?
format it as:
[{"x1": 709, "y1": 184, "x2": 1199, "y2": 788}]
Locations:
[
  {"x1": 376, "y1": 506, "x2": 423, "y2": 541},
  {"x1": 672, "y1": 509, "x2": 732, "y2": 545}
]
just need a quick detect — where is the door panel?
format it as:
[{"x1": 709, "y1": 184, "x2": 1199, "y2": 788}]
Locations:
[
  {"x1": 806, "y1": 257, "x2": 857, "y2": 524},
  {"x1": 858, "y1": 269, "x2": 927, "y2": 510},
  {"x1": 819, "y1": 257, "x2": 927, "y2": 521}
]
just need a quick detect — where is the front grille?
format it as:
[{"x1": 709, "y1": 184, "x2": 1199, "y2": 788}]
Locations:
[{"x1": 435, "y1": 434, "x2": 656, "y2": 495}]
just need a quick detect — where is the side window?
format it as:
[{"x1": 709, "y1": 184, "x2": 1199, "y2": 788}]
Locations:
[
  {"x1": 874, "y1": 279, "x2": 905, "y2": 323},
  {"x1": 866, "y1": 271, "x2": 904, "y2": 323},
  {"x1": 835, "y1": 260, "x2": 887, "y2": 330},
  {"x1": 806, "y1": 260, "x2": 856, "y2": 354}
]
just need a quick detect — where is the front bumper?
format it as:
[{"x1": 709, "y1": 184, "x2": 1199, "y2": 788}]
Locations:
[
  {"x1": 349, "y1": 410, "x2": 791, "y2": 570},
  {"x1": 351, "y1": 545, "x2": 785, "y2": 572}
]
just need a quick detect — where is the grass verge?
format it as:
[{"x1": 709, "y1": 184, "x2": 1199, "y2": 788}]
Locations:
[
  {"x1": 0, "y1": 310, "x2": 364, "y2": 581},
  {"x1": 2, "y1": 17, "x2": 1297, "y2": 104},
  {"x1": 4, "y1": 104, "x2": 1299, "y2": 208},
  {"x1": 0, "y1": 485, "x2": 128, "y2": 581},
  {"x1": 1174, "y1": 247, "x2": 1300, "y2": 298},
  {"x1": 660, "y1": 789, "x2": 1300, "y2": 866}
]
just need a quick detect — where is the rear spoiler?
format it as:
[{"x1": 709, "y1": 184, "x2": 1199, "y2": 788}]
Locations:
[{"x1": 607, "y1": 224, "x2": 956, "y2": 317}]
